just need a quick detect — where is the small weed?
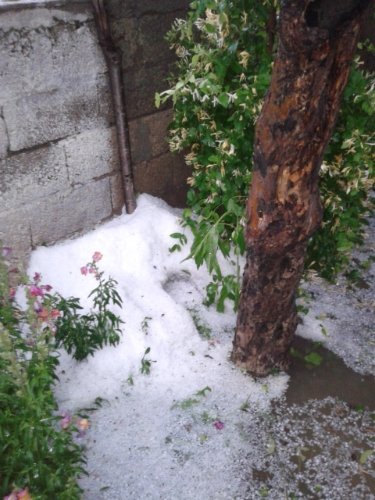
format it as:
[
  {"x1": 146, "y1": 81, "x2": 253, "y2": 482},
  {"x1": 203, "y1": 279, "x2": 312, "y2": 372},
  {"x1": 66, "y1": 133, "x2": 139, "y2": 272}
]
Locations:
[
  {"x1": 319, "y1": 323, "x2": 329, "y2": 337},
  {"x1": 140, "y1": 347, "x2": 156, "y2": 375},
  {"x1": 127, "y1": 375, "x2": 134, "y2": 386},
  {"x1": 178, "y1": 397, "x2": 200, "y2": 410},
  {"x1": 195, "y1": 386, "x2": 212, "y2": 397},
  {"x1": 296, "y1": 288, "x2": 313, "y2": 316},
  {"x1": 240, "y1": 399, "x2": 250, "y2": 413},
  {"x1": 201, "y1": 411, "x2": 215, "y2": 424},
  {"x1": 259, "y1": 486, "x2": 269, "y2": 497},
  {"x1": 354, "y1": 404, "x2": 365, "y2": 412},
  {"x1": 188, "y1": 308, "x2": 211, "y2": 339},
  {"x1": 169, "y1": 232, "x2": 188, "y2": 253},
  {"x1": 199, "y1": 434, "x2": 208, "y2": 444},
  {"x1": 79, "y1": 396, "x2": 109, "y2": 413},
  {"x1": 141, "y1": 316, "x2": 152, "y2": 334},
  {"x1": 173, "y1": 386, "x2": 212, "y2": 410}
]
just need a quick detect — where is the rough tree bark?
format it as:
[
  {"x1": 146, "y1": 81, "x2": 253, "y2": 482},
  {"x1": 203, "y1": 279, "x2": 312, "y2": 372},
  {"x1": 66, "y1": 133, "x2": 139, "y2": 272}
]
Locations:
[{"x1": 231, "y1": 0, "x2": 370, "y2": 376}]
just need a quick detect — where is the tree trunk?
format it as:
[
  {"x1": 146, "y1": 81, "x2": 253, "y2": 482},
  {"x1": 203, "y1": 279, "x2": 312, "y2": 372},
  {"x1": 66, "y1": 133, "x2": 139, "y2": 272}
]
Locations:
[{"x1": 231, "y1": 0, "x2": 369, "y2": 376}]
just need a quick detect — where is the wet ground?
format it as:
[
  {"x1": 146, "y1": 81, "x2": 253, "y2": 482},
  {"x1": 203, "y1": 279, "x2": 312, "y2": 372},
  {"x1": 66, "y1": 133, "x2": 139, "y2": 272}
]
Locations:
[
  {"x1": 287, "y1": 336, "x2": 374, "y2": 410},
  {"x1": 240, "y1": 218, "x2": 375, "y2": 499}
]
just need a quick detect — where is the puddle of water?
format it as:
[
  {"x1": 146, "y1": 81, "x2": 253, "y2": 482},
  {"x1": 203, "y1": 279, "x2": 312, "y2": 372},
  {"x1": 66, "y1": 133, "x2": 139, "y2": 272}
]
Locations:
[{"x1": 286, "y1": 336, "x2": 375, "y2": 410}]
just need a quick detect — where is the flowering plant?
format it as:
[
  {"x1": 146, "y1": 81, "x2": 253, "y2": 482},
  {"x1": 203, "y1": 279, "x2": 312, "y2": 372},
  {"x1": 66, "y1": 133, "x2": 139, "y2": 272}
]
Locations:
[
  {"x1": 49, "y1": 251, "x2": 123, "y2": 360},
  {"x1": 0, "y1": 247, "x2": 85, "y2": 499},
  {"x1": 0, "y1": 248, "x2": 124, "y2": 497}
]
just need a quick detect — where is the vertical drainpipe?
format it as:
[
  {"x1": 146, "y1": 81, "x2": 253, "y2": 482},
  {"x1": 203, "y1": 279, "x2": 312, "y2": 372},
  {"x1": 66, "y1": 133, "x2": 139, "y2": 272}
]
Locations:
[{"x1": 91, "y1": 0, "x2": 137, "y2": 214}]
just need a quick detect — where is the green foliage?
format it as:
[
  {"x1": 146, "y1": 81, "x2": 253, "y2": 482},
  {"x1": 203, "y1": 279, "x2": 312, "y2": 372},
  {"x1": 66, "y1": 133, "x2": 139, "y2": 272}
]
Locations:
[
  {"x1": 0, "y1": 249, "x2": 125, "y2": 497},
  {"x1": 306, "y1": 56, "x2": 375, "y2": 280},
  {"x1": 159, "y1": 0, "x2": 374, "y2": 309},
  {"x1": 290, "y1": 342, "x2": 324, "y2": 368},
  {"x1": 304, "y1": 351, "x2": 323, "y2": 367},
  {"x1": 140, "y1": 347, "x2": 155, "y2": 375},
  {"x1": 172, "y1": 386, "x2": 212, "y2": 410},
  {"x1": 50, "y1": 256, "x2": 123, "y2": 361},
  {"x1": 0, "y1": 250, "x2": 85, "y2": 499},
  {"x1": 141, "y1": 316, "x2": 152, "y2": 334},
  {"x1": 188, "y1": 308, "x2": 212, "y2": 338}
]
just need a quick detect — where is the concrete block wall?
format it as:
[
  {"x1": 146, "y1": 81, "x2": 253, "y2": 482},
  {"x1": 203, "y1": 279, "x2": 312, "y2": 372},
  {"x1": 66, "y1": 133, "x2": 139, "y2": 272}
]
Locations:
[
  {"x1": 0, "y1": 1, "x2": 121, "y2": 263},
  {"x1": 107, "y1": 0, "x2": 191, "y2": 207},
  {"x1": 0, "y1": 0, "x2": 191, "y2": 265}
]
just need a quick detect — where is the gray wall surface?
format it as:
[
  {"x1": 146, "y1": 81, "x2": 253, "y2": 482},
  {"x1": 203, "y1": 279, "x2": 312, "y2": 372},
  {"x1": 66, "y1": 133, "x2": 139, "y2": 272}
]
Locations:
[{"x1": 0, "y1": 0, "x2": 190, "y2": 264}]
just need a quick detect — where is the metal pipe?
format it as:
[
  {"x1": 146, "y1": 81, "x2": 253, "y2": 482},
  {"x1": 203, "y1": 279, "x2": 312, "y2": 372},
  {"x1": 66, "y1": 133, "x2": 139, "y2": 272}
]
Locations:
[{"x1": 91, "y1": 0, "x2": 136, "y2": 214}]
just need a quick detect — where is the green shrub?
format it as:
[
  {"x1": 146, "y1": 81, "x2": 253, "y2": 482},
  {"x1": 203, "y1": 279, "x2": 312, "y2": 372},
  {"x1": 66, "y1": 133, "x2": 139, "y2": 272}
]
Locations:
[{"x1": 157, "y1": 0, "x2": 374, "y2": 308}]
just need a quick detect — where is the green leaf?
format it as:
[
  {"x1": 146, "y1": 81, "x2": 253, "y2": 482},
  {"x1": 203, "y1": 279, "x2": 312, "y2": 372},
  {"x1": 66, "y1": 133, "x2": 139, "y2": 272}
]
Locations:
[
  {"x1": 266, "y1": 438, "x2": 276, "y2": 455},
  {"x1": 359, "y1": 449, "x2": 374, "y2": 465},
  {"x1": 195, "y1": 386, "x2": 212, "y2": 397},
  {"x1": 218, "y1": 93, "x2": 229, "y2": 108},
  {"x1": 304, "y1": 352, "x2": 323, "y2": 366}
]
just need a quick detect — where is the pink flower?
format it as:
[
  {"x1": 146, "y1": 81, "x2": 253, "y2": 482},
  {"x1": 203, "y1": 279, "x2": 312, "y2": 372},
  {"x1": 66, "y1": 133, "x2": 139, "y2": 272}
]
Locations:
[
  {"x1": 88, "y1": 267, "x2": 96, "y2": 274},
  {"x1": 60, "y1": 412, "x2": 72, "y2": 430},
  {"x1": 51, "y1": 309, "x2": 60, "y2": 319},
  {"x1": 37, "y1": 307, "x2": 50, "y2": 321},
  {"x1": 33, "y1": 272, "x2": 41, "y2": 283},
  {"x1": 17, "y1": 489, "x2": 31, "y2": 500},
  {"x1": 4, "y1": 489, "x2": 31, "y2": 500},
  {"x1": 29, "y1": 285, "x2": 44, "y2": 297},
  {"x1": 80, "y1": 266, "x2": 88, "y2": 276},
  {"x1": 3, "y1": 493, "x2": 18, "y2": 500},
  {"x1": 213, "y1": 420, "x2": 224, "y2": 430},
  {"x1": 92, "y1": 251, "x2": 103, "y2": 262},
  {"x1": 78, "y1": 418, "x2": 90, "y2": 431},
  {"x1": 42, "y1": 284, "x2": 52, "y2": 292}
]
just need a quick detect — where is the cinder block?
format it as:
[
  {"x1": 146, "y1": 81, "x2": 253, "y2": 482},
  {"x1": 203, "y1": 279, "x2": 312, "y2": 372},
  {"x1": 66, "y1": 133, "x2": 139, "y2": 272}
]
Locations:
[
  {"x1": 129, "y1": 109, "x2": 172, "y2": 163},
  {"x1": 50, "y1": 21, "x2": 106, "y2": 85},
  {"x1": 0, "y1": 115, "x2": 8, "y2": 159},
  {"x1": 0, "y1": 27, "x2": 54, "y2": 104},
  {"x1": 111, "y1": 17, "x2": 138, "y2": 70},
  {"x1": 123, "y1": 61, "x2": 174, "y2": 119},
  {"x1": 0, "y1": 7, "x2": 100, "y2": 104},
  {"x1": 0, "y1": 205, "x2": 32, "y2": 260},
  {"x1": 136, "y1": 1, "x2": 189, "y2": 15},
  {"x1": 3, "y1": 80, "x2": 110, "y2": 152},
  {"x1": 133, "y1": 151, "x2": 189, "y2": 207},
  {"x1": 62, "y1": 126, "x2": 119, "y2": 185},
  {"x1": 0, "y1": 144, "x2": 69, "y2": 210},
  {"x1": 30, "y1": 178, "x2": 113, "y2": 246},
  {"x1": 139, "y1": 13, "x2": 181, "y2": 64},
  {"x1": 0, "y1": 7, "x2": 92, "y2": 32},
  {"x1": 106, "y1": 0, "x2": 136, "y2": 20}
]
